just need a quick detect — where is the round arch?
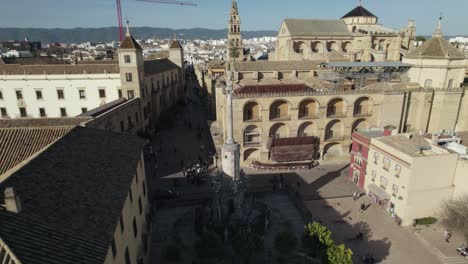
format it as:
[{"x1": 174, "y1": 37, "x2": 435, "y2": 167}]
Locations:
[
  {"x1": 243, "y1": 125, "x2": 261, "y2": 146},
  {"x1": 269, "y1": 99, "x2": 291, "y2": 120},
  {"x1": 323, "y1": 142, "x2": 342, "y2": 159},
  {"x1": 325, "y1": 119, "x2": 344, "y2": 140},
  {"x1": 298, "y1": 98, "x2": 320, "y2": 119},
  {"x1": 298, "y1": 121, "x2": 317, "y2": 137},
  {"x1": 326, "y1": 97, "x2": 347, "y2": 117},
  {"x1": 243, "y1": 100, "x2": 262, "y2": 121},
  {"x1": 353, "y1": 96, "x2": 371, "y2": 116},
  {"x1": 352, "y1": 118, "x2": 369, "y2": 133},
  {"x1": 244, "y1": 148, "x2": 260, "y2": 162},
  {"x1": 269, "y1": 123, "x2": 289, "y2": 138}
]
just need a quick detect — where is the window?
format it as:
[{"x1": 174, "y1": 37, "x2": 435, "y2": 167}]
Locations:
[
  {"x1": 371, "y1": 170, "x2": 376, "y2": 182},
  {"x1": 120, "y1": 121, "x2": 125, "y2": 132},
  {"x1": 124, "y1": 55, "x2": 131, "y2": 63},
  {"x1": 36, "y1": 90, "x2": 43, "y2": 100},
  {"x1": 126, "y1": 73, "x2": 133, "y2": 82},
  {"x1": 132, "y1": 217, "x2": 138, "y2": 237},
  {"x1": 111, "y1": 238, "x2": 117, "y2": 259},
  {"x1": 118, "y1": 89, "x2": 123, "y2": 98},
  {"x1": 99, "y1": 89, "x2": 106, "y2": 98},
  {"x1": 129, "y1": 188, "x2": 133, "y2": 203},
  {"x1": 383, "y1": 157, "x2": 391, "y2": 171},
  {"x1": 0, "y1": 90, "x2": 3, "y2": 100},
  {"x1": 380, "y1": 176, "x2": 388, "y2": 190},
  {"x1": 19, "y1": 107, "x2": 27, "y2": 117},
  {"x1": 81, "y1": 108, "x2": 88, "y2": 113},
  {"x1": 424, "y1": 79, "x2": 432, "y2": 88},
  {"x1": 128, "y1": 116, "x2": 133, "y2": 129},
  {"x1": 16, "y1": 90, "x2": 23, "y2": 100},
  {"x1": 1, "y1": 108, "x2": 7, "y2": 117},
  {"x1": 124, "y1": 247, "x2": 130, "y2": 264},
  {"x1": 395, "y1": 164, "x2": 402, "y2": 178},
  {"x1": 120, "y1": 215, "x2": 124, "y2": 232},
  {"x1": 357, "y1": 144, "x2": 363, "y2": 153},
  {"x1": 57, "y1": 89, "x2": 65, "y2": 99},
  {"x1": 135, "y1": 112, "x2": 139, "y2": 123},
  {"x1": 60, "y1": 108, "x2": 67, "y2": 117},
  {"x1": 39, "y1": 108, "x2": 46, "y2": 117},
  {"x1": 127, "y1": 90, "x2": 135, "y2": 99},
  {"x1": 143, "y1": 181, "x2": 146, "y2": 197},
  {"x1": 79, "y1": 89, "x2": 86, "y2": 99},
  {"x1": 138, "y1": 197, "x2": 142, "y2": 215},
  {"x1": 374, "y1": 152, "x2": 379, "y2": 165},
  {"x1": 354, "y1": 156, "x2": 362, "y2": 167},
  {"x1": 392, "y1": 184, "x2": 399, "y2": 197},
  {"x1": 448, "y1": 79, "x2": 454, "y2": 88}
]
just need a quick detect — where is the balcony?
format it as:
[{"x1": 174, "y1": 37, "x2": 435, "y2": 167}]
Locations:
[
  {"x1": 324, "y1": 136, "x2": 346, "y2": 142},
  {"x1": 326, "y1": 112, "x2": 347, "y2": 119},
  {"x1": 299, "y1": 113, "x2": 320, "y2": 120},
  {"x1": 244, "y1": 141, "x2": 261, "y2": 147},
  {"x1": 244, "y1": 117, "x2": 262, "y2": 123},
  {"x1": 353, "y1": 111, "x2": 372, "y2": 117},
  {"x1": 269, "y1": 115, "x2": 291, "y2": 122}
]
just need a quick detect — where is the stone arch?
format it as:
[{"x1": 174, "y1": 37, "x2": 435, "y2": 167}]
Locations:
[
  {"x1": 323, "y1": 142, "x2": 342, "y2": 159},
  {"x1": 244, "y1": 148, "x2": 260, "y2": 162},
  {"x1": 269, "y1": 99, "x2": 290, "y2": 120},
  {"x1": 311, "y1": 41, "x2": 321, "y2": 53},
  {"x1": 298, "y1": 121, "x2": 317, "y2": 137},
  {"x1": 342, "y1": 41, "x2": 352, "y2": 53},
  {"x1": 243, "y1": 125, "x2": 261, "y2": 146},
  {"x1": 269, "y1": 123, "x2": 289, "y2": 138},
  {"x1": 243, "y1": 100, "x2": 261, "y2": 121},
  {"x1": 352, "y1": 118, "x2": 369, "y2": 133},
  {"x1": 327, "y1": 41, "x2": 338, "y2": 52},
  {"x1": 325, "y1": 119, "x2": 344, "y2": 140},
  {"x1": 326, "y1": 97, "x2": 346, "y2": 117},
  {"x1": 298, "y1": 98, "x2": 319, "y2": 119},
  {"x1": 353, "y1": 96, "x2": 370, "y2": 116},
  {"x1": 234, "y1": 25, "x2": 238, "y2": 32},
  {"x1": 378, "y1": 39, "x2": 386, "y2": 51},
  {"x1": 293, "y1": 41, "x2": 306, "y2": 54}
]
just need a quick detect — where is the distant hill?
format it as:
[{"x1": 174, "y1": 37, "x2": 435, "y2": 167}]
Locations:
[{"x1": 0, "y1": 27, "x2": 277, "y2": 43}]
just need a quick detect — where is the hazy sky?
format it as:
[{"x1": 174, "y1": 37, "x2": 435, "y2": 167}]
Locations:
[{"x1": 1, "y1": 0, "x2": 467, "y2": 35}]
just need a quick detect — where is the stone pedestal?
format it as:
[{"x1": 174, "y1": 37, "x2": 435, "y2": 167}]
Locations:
[{"x1": 222, "y1": 142, "x2": 240, "y2": 179}]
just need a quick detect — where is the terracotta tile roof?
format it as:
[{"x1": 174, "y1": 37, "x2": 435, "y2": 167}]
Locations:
[
  {"x1": 120, "y1": 35, "x2": 142, "y2": 50},
  {"x1": 0, "y1": 118, "x2": 91, "y2": 128},
  {"x1": 234, "y1": 60, "x2": 320, "y2": 71},
  {"x1": 0, "y1": 126, "x2": 74, "y2": 175},
  {"x1": 144, "y1": 58, "x2": 179, "y2": 75},
  {"x1": 341, "y1": 5, "x2": 377, "y2": 18},
  {"x1": 0, "y1": 64, "x2": 119, "y2": 75},
  {"x1": 0, "y1": 127, "x2": 146, "y2": 264},
  {"x1": 235, "y1": 83, "x2": 314, "y2": 94},
  {"x1": 1, "y1": 56, "x2": 67, "y2": 65},
  {"x1": 283, "y1": 19, "x2": 352, "y2": 37},
  {"x1": 406, "y1": 36, "x2": 465, "y2": 59}
]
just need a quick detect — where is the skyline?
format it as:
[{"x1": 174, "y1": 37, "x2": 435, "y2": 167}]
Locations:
[{"x1": 0, "y1": 0, "x2": 467, "y2": 36}]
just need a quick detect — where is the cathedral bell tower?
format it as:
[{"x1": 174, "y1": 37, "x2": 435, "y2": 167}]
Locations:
[{"x1": 227, "y1": 0, "x2": 243, "y2": 61}]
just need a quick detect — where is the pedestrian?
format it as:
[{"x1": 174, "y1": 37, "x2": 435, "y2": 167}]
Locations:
[
  {"x1": 352, "y1": 191, "x2": 358, "y2": 201},
  {"x1": 360, "y1": 203, "x2": 366, "y2": 213},
  {"x1": 444, "y1": 230, "x2": 451, "y2": 243}
]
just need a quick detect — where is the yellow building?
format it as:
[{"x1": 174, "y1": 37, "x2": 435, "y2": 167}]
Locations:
[
  {"x1": 364, "y1": 133, "x2": 467, "y2": 225},
  {"x1": 0, "y1": 125, "x2": 151, "y2": 264}
]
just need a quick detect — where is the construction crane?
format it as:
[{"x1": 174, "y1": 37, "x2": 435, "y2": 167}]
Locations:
[{"x1": 116, "y1": 0, "x2": 197, "y2": 42}]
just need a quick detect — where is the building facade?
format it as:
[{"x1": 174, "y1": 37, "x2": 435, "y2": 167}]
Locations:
[{"x1": 273, "y1": 4, "x2": 416, "y2": 62}]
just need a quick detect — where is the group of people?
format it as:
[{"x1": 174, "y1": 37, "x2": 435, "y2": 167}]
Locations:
[{"x1": 183, "y1": 160, "x2": 209, "y2": 185}]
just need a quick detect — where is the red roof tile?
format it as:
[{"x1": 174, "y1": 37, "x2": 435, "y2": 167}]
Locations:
[{"x1": 235, "y1": 84, "x2": 313, "y2": 94}]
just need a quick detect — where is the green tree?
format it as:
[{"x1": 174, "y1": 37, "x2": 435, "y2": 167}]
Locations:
[
  {"x1": 327, "y1": 244, "x2": 353, "y2": 264},
  {"x1": 195, "y1": 230, "x2": 224, "y2": 261},
  {"x1": 232, "y1": 229, "x2": 264, "y2": 263},
  {"x1": 275, "y1": 230, "x2": 298, "y2": 256},
  {"x1": 415, "y1": 36, "x2": 426, "y2": 42},
  {"x1": 304, "y1": 222, "x2": 333, "y2": 247}
]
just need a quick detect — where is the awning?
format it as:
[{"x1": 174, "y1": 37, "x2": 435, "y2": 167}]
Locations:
[
  {"x1": 271, "y1": 144, "x2": 316, "y2": 162},
  {"x1": 367, "y1": 183, "x2": 391, "y2": 200}
]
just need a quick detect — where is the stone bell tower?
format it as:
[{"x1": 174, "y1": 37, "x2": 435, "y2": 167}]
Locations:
[{"x1": 227, "y1": 0, "x2": 244, "y2": 61}]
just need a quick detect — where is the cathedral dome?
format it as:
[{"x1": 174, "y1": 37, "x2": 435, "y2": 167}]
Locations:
[{"x1": 341, "y1": 5, "x2": 377, "y2": 19}]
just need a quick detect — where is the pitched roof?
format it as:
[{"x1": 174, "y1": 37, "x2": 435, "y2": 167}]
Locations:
[
  {"x1": 120, "y1": 35, "x2": 142, "y2": 50},
  {"x1": 0, "y1": 127, "x2": 146, "y2": 264},
  {"x1": 0, "y1": 126, "x2": 73, "y2": 176},
  {"x1": 234, "y1": 60, "x2": 320, "y2": 72},
  {"x1": 405, "y1": 36, "x2": 465, "y2": 59},
  {"x1": 0, "y1": 64, "x2": 119, "y2": 75},
  {"x1": 283, "y1": 19, "x2": 352, "y2": 37},
  {"x1": 1, "y1": 56, "x2": 67, "y2": 65},
  {"x1": 143, "y1": 58, "x2": 179, "y2": 75},
  {"x1": 169, "y1": 39, "x2": 182, "y2": 49},
  {"x1": 235, "y1": 84, "x2": 313, "y2": 94},
  {"x1": 341, "y1": 5, "x2": 377, "y2": 18},
  {"x1": 0, "y1": 118, "x2": 91, "y2": 128}
]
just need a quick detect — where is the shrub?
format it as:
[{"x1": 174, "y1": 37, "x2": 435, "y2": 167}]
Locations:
[
  {"x1": 415, "y1": 217, "x2": 437, "y2": 226},
  {"x1": 275, "y1": 230, "x2": 298, "y2": 256}
]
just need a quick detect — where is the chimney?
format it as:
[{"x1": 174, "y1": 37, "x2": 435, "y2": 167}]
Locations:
[
  {"x1": 4, "y1": 187, "x2": 22, "y2": 213},
  {"x1": 383, "y1": 125, "x2": 396, "y2": 136}
]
